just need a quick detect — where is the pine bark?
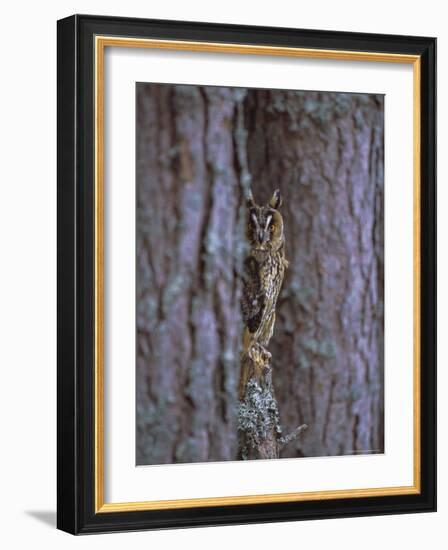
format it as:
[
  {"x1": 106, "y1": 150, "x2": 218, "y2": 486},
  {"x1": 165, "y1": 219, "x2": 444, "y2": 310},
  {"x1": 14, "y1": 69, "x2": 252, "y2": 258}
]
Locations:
[
  {"x1": 136, "y1": 84, "x2": 245, "y2": 464},
  {"x1": 243, "y1": 90, "x2": 385, "y2": 458},
  {"x1": 136, "y1": 84, "x2": 384, "y2": 464}
]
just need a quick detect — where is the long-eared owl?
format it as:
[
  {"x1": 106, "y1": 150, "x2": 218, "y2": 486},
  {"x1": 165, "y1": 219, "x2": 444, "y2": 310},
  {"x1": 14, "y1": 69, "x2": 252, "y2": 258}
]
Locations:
[{"x1": 241, "y1": 189, "x2": 288, "y2": 354}]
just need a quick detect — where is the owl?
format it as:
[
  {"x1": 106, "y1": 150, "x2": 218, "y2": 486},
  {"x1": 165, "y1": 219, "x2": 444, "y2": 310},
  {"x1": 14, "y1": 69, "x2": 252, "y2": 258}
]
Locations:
[{"x1": 241, "y1": 189, "x2": 288, "y2": 355}]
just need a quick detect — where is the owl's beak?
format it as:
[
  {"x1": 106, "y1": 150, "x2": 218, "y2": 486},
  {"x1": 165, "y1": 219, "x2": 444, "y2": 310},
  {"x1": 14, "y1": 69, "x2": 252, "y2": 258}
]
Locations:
[
  {"x1": 258, "y1": 230, "x2": 268, "y2": 249},
  {"x1": 251, "y1": 213, "x2": 269, "y2": 249}
]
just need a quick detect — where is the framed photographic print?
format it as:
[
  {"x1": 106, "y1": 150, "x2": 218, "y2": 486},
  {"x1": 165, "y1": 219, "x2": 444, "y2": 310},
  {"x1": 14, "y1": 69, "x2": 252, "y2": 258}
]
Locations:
[{"x1": 57, "y1": 14, "x2": 436, "y2": 534}]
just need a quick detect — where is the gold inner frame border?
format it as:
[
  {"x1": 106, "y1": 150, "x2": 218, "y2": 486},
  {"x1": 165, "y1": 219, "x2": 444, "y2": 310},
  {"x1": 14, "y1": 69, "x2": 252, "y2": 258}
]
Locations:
[{"x1": 94, "y1": 35, "x2": 421, "y2": 513}]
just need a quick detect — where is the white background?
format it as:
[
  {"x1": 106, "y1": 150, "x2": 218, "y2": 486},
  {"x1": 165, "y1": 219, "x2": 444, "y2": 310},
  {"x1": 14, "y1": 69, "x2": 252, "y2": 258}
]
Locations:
[{"x1": 0, "y1": 1, "x2": 444, "y2": 548}]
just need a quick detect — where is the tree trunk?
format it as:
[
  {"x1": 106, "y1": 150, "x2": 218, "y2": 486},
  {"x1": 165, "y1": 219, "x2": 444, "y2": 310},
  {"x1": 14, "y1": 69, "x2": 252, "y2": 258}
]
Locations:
[
  {"x1": 136, "y1": 85, "x2": 384, "y2": 464},
  {"x1": 243, "y1": 90, "x2": 384, "y2": 458},
  {"x1": 136, "y1": 84, "x2": 246, "y2": 464}
]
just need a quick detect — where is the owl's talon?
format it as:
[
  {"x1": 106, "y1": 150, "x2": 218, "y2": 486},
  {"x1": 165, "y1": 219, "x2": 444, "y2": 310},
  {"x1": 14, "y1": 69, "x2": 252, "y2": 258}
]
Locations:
[
  {"x1": 259, "y1": 346, "x2": 271, "y2": 365},
  {"x1": 247, "y1": 342, "x2": 271, "y2": 366}
]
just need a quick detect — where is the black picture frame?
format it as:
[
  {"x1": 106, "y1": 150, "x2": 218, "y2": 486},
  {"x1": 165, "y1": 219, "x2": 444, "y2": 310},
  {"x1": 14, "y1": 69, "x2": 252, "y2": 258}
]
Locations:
[{"x1": 57, "y1": 14, "x2": 436, "y2": 534}]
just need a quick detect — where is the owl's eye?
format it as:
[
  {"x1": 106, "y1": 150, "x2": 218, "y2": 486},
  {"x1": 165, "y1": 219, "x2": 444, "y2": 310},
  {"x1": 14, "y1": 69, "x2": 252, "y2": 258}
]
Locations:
[{"x1": 270, "y1": 223, "x2": 276, "y2": 231}]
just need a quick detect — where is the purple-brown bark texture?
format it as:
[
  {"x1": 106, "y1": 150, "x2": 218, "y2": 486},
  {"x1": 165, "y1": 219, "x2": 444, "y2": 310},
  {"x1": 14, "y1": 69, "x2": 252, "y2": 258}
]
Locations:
[{"x1": 136, "y1": 83, "x2": 384, "y2": 465}]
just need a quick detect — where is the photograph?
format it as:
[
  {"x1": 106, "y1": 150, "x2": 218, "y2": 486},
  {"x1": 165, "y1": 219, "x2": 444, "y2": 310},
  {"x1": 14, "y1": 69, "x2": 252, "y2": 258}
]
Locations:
[
  {"x1": 0, "y1": 0, "x2": 441, "y2": 543},
  {"x1": 135, "y1": 82, "x2": 385, "y2": 466},
  {"x1": 54, "y1": 11, "x2": 436, "y2": 536}
]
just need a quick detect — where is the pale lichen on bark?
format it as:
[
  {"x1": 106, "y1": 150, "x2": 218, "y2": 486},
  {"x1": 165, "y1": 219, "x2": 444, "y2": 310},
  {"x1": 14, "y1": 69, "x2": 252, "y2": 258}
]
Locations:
[{"x1": 238, "y1": 352, "x2": 307, "y2": 459}]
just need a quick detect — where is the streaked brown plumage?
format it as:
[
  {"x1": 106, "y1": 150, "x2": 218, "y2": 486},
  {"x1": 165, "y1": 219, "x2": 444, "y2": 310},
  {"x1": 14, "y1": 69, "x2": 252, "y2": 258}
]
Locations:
[{"x1": 241, "y1": 189, "x2": 288, "y2": 354}]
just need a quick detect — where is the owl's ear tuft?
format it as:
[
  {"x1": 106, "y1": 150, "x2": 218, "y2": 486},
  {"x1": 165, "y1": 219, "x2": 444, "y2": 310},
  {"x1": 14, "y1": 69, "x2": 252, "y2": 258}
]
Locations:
[
  {"x1": 269, "y1": 189, "x2": 283, "y2": 209},
  {"x1": 246, "y1": 190, "x2": 255, "y2": 209}
]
